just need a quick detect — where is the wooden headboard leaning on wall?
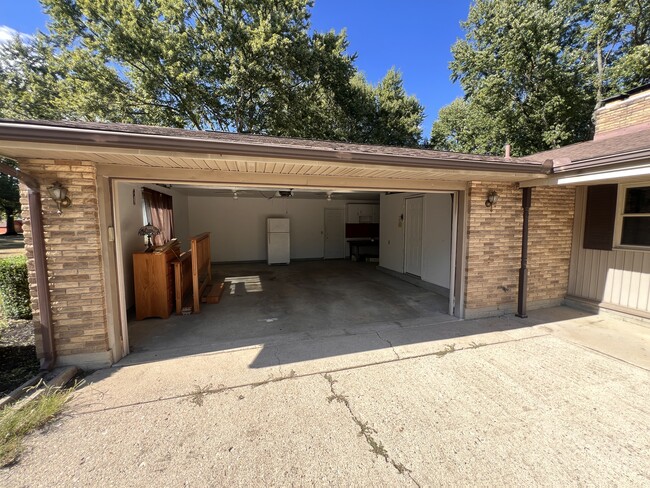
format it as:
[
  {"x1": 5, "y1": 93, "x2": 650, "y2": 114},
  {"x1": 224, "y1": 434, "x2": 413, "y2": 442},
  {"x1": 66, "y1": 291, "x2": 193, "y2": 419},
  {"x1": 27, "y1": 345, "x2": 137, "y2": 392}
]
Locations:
[
  {"x1": 173, "y1": 251, "x2": 193, "y2": 314},
  {"x1": 191, "y1": 232, "x2": 212, "y2": 313}
]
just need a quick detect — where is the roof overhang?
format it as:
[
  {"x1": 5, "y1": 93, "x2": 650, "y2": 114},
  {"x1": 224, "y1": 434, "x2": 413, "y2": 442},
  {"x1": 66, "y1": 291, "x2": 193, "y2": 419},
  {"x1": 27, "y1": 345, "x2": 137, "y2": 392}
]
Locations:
[
  {"x1": 520, "y1": 153, "x2": 650, "y2": 188},
  {"x1": 0, "y1": 120, "x2": 550, "y2": 188}
]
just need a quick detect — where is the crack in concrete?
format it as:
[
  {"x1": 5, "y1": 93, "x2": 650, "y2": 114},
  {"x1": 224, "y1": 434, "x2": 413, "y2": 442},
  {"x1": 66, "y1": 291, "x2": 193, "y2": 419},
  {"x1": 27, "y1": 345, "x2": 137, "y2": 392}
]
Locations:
[
  {"x1": 75, "y1": 335, "x2": 548, "y2": 416},
  {"x1": 323, "y1": 373, "x2": 420, "y2": 486},
  {"x1": 375, "y1": 331, "x2": 401, "y2": 360},
  {"x1": 250, "y1": 369, "x2": 297, "y2": 389}
]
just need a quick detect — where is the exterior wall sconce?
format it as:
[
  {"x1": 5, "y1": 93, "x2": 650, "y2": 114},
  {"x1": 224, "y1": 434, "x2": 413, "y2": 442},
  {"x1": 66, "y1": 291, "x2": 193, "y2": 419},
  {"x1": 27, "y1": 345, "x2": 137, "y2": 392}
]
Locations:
[
  {"x1": 326, "y1": 191, "x2": 333, "y2": 201},
  {"x1": 138, "y1": 223, "x2": 161, "y2": 252},
  {"x1": 485, "y1": 190, "x2": 499, "y2": 210},
  {"x1": 232, "y1": 190, "x2": 239, "y2": 200},
  {"x1": 47, "y1": 181, "x2": 72, "y2": 214}
]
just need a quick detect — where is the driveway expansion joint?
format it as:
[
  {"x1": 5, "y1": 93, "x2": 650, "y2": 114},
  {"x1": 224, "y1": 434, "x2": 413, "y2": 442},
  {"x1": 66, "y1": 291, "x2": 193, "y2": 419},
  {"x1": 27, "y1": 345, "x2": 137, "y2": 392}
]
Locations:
[{"x1": 322, "y1": 373, "x2": 420, "y2": 486}]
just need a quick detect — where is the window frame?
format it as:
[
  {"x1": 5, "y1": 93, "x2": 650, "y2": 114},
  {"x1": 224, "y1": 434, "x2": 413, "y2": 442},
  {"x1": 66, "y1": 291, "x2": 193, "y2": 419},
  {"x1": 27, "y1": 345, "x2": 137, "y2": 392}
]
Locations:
[{"x1": 613, "y1": 181, "x2": 650, "y2": 250}]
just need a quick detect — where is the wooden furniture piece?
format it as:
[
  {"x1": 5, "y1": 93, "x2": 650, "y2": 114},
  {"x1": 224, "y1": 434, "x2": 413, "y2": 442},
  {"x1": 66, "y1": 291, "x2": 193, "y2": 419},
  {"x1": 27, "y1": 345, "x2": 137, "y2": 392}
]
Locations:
[
  {"x1": 191, "y1": 232, "x2": 212, "y2": 314},
  {"x1": 133, "y1": 242, "x2": 179, "y2": 320},
  {"x1": 173, "y1": 251, "x2": 193, "y2": 314}
]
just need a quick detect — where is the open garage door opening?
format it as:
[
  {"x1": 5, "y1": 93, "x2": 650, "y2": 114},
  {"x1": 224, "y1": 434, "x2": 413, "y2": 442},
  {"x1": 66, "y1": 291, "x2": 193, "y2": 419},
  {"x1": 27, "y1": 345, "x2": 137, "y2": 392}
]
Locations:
[{"x1": 111, "y1": 181, "x2": 463, "y2": 362}]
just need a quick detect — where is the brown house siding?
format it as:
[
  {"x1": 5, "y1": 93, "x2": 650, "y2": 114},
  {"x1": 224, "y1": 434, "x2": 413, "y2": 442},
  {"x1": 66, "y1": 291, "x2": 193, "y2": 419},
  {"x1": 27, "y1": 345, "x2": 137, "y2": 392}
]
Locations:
[
  {"x1": 19, "y1": 159, "x2": 109, "y2": 362},
  {"x1": 464, "y1": 182, "x2": 575, "y2": 318}
]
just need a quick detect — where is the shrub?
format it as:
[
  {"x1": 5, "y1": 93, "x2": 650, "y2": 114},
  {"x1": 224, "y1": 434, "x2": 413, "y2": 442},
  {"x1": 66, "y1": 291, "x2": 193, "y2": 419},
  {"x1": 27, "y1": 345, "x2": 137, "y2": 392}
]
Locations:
[{"x1": 0, "y1": 256, "x2": 32, "y2": 320}]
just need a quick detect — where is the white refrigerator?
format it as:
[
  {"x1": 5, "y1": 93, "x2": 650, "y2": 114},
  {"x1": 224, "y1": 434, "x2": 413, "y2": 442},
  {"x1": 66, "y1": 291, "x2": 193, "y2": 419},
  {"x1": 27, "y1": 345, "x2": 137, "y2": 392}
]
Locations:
[{"x1": 267, "y1": 218, "x2": 290, "y2": 264}]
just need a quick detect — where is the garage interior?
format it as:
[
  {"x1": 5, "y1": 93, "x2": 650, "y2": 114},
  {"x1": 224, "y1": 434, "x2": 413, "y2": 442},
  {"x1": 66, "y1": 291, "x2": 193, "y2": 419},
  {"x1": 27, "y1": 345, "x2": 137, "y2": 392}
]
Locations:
[{"x1": 113, "y1": 181, "x2": 458, "y2": 359}]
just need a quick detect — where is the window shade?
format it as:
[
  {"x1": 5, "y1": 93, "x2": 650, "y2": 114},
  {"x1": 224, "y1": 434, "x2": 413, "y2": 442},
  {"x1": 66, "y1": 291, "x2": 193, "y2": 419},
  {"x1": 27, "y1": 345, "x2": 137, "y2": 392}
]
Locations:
[{"x1": 583, "y1": 184, "x2": 617, "y2": 250}]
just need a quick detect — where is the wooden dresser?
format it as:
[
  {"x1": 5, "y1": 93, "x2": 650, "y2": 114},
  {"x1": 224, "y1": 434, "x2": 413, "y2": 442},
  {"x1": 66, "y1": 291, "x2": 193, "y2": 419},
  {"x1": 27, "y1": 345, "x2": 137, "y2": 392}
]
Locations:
[{"x1": 133, "y1": 243, "x2": 179, "y2": 320}]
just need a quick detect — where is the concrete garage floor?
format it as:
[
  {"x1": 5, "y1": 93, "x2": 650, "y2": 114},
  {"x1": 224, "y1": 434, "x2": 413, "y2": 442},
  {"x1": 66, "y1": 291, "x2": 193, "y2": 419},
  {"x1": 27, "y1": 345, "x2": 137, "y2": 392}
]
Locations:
[
  {"x1": 2, "y1": 306, "x2": 649, "y2": 486},
  {"x1": 127, "y1": 260, "x2": 450, "y2": 363}
]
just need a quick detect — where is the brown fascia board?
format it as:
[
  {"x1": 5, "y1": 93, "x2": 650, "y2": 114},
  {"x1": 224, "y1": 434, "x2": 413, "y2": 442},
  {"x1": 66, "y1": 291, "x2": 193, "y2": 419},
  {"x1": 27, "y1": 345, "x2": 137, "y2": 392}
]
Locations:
[
  {"x1": 551, "y1": 148, "x2": 650, "y2": 173},
  {"x1": 0, "y1": 120, "x2": 547, "y2": 175}
]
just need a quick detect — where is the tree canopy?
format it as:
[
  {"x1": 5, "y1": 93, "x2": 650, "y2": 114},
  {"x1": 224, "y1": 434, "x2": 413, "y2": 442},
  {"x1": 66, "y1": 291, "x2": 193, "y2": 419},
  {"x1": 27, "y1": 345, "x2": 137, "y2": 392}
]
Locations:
[
  {"x1": 0, "y1": 0, "x2": 424, "y2": 146},
  {"x1": 0, "y1": 159, "x2": 21, "y2": 236},
  {"x1": 430, "y1": 0, "x2": 650, "y2": 157}
]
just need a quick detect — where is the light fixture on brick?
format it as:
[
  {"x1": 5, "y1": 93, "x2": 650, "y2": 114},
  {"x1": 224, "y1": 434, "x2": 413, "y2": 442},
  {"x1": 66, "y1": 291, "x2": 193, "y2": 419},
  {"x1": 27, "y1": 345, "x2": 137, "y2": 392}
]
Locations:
[
  {"x1": 47, "y1": 181, "x2": 71, "y2": 214},
  {"x1": 485, "y1": 190, "x2": 499, "y2": 210}
]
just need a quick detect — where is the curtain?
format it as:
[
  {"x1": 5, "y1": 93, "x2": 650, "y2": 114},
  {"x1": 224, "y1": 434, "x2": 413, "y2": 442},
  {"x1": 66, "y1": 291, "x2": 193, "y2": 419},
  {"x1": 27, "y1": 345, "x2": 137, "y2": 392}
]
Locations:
[{"x1": 142, "y1": 188, "x2": 174, "y2": 246}]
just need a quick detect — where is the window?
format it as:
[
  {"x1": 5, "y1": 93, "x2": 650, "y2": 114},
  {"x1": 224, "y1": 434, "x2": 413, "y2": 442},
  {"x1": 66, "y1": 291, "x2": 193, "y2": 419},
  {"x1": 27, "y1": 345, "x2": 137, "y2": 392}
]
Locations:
[
  {"x1": 615, "y1": 183, "x2": 650, "y2": 248},
  {"x1": 142, "y1": 188, "x2": 174, "y2": 246}
]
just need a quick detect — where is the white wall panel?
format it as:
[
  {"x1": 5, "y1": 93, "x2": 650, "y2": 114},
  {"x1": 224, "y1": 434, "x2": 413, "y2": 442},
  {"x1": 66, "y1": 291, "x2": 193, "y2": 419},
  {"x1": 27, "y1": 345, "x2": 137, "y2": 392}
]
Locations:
[{"x1": 187, "y1": 196, "x2": 376, "y2": 262}]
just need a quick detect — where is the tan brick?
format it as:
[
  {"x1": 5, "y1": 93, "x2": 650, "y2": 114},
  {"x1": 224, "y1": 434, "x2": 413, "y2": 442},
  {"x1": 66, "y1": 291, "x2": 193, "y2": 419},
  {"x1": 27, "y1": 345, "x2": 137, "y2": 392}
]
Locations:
[
  {"x1": 464, "y1": 182, "x2": 575, "y2": 313},
  {"x1": 19, "y1": 160, "x2": 109, "y2": 358}
]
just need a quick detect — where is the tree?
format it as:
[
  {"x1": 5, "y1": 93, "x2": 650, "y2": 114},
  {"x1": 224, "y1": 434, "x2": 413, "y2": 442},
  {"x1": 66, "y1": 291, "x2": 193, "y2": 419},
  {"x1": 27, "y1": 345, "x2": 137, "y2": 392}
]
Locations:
[
  {"x1": 370, "y1": 68, "x2": 424, "y2": 147},
  {"x1": 0, "y1": 0, "x2": 423, "y2": 145},
  {"x1": 0, "y1": 35, "x2": 133, "y2": 122},
  {"x1": 585, "y1": 0, "x2": 650, "y2": 106},
  {"x1": 431, "y1": 0, "x2": 650, "y2": 156},
  {"x1": 0, "y1": 159, "x2": 21, "y2": 236},
  {"x1": 428, "y1": 98, "x2": 502, "y2": 155}
]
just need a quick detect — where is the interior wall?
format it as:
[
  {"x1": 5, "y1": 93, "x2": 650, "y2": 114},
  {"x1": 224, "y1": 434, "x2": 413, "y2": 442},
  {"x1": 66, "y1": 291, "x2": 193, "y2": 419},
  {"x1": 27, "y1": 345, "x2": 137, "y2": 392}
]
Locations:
[
  {"x1": 116, "y1": 182, "x2": 190, "y2": 309},
  {"x1": 380, "y1": 192, "x2": 452, "y2": 289},
  {"x1": 187, "y1": 195, "x2": 377, "y2": 262}
]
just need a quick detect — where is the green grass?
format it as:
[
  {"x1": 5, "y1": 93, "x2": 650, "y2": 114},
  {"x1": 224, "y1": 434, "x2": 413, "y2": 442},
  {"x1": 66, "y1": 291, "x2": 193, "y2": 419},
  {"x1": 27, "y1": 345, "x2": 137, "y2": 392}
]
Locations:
[{"x1": 0, "y1": 386, "x2": 74, "y2": 467}]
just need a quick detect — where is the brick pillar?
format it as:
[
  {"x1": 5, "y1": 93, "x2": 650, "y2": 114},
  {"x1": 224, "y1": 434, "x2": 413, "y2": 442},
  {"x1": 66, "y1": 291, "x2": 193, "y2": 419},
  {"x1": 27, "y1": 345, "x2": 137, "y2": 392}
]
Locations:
[{"x1": 19, "y1": 159, "x2": 109, "y2": 364}]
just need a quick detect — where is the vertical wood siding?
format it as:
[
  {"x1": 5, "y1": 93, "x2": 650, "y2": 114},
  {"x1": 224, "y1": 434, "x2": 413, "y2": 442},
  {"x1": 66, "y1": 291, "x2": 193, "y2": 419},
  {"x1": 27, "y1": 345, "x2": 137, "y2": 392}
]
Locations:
[{"x1": 569, "y1": 187, "x2": 650, "y2": 312}]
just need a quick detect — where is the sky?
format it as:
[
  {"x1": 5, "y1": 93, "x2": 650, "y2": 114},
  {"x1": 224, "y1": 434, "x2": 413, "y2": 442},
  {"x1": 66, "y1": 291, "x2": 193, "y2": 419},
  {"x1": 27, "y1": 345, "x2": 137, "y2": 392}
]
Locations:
[{"x1": 0, "y1": 0, "x2": 472, "y2": 136}]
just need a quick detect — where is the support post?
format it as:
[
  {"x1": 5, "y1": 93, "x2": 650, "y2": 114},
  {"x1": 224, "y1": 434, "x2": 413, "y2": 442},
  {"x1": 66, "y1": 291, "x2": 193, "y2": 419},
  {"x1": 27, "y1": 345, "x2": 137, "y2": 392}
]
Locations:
[
  {"x1": 28, "y1": 190, "x2": 55, "y2": 368},
  {"x1": 0, "y1": 161, "x2": 55, "y2": 369},
  {"x1": 517, "y1": 187, "x2": 532, "y2": 318}
]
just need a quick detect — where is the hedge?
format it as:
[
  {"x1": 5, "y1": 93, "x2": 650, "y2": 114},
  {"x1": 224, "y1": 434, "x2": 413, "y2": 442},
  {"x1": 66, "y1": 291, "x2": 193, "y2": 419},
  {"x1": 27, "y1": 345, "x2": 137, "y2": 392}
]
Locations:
[{"x1": 0, "y1": 255, "x2": 32, "y2": 320}]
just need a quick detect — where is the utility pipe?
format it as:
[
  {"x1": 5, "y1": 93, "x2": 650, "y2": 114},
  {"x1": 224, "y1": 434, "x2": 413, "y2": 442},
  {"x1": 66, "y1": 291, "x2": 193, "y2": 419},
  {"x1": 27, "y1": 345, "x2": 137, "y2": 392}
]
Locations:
[{"x1": 516, "y1": 187, "x2": 532, "y2": 318}]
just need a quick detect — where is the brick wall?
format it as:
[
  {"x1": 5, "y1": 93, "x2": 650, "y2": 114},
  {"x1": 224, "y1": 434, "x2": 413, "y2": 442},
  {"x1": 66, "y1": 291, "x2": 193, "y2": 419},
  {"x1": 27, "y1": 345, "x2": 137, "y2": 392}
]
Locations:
[
  {"x1": 464, "y1": 182, "x2": 575, "y2": 317},
  {"x1": 527, "y1": 186, "x2": 575, "y2": 303},
  {"x1": 594, "y1": 90, "x2": 650, "y2": 137},
  {"x1": 19, "y1": 159, "x2": 109, "y2": 360}
]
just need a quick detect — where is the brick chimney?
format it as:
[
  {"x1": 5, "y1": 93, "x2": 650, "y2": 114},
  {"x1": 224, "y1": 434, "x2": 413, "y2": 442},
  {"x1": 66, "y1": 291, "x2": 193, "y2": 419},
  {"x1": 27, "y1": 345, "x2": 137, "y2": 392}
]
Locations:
[{"x1": 593, "y1": 84, "x2": 650, "y2": 140}]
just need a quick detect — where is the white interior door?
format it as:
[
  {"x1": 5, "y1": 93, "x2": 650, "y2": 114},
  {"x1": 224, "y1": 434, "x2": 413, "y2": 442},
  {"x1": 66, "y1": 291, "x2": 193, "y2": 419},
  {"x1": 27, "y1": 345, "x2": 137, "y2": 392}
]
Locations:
[
  {"x1": 324, "y1": 208, "x2": 345, "y2": 259},
  {"x1": 404, "y1": 196, "x2": 423, "y2": 277}
]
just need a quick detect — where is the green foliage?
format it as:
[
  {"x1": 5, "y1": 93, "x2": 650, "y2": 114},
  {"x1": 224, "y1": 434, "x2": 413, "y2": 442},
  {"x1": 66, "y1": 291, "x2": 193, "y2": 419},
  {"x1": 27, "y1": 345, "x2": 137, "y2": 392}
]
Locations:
[
  {"x1": 0, "y1": 256, "x2": 31, "y2": 320},
  {"x1": 0, "y1": 385, "x2": 74, "y2": 467},
  {"x1": 431, "y1": 0, "x2": 650, "y2": 156},
  {"x1": 0, "y1": 0, "x2": 424, "y2": 145},
  {"x1": 0, "y1": 158, "x2": 21, "y2": 236},
  {"x1": 429, "y1": 98, "x2": 502, "y2": 155}
]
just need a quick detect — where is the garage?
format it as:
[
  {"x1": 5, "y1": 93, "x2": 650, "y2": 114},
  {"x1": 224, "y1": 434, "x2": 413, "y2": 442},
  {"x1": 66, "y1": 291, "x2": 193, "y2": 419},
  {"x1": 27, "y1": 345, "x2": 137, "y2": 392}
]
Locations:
[
  {"x1": 112, "y1": 181, "x2": 460, "y2": 359},
  {"x1": 0, "y1": 120, "x2": 551, "y2": 368}
]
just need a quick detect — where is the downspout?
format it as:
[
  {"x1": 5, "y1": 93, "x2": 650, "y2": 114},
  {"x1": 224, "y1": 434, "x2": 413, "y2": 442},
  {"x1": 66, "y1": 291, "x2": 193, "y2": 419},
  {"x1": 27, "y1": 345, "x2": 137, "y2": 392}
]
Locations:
[
  {"x1": 516, "y1": 187, "x2": 532, "y2": 318},
  {"x1": 0, "y1": 162, "x2": 55, "y2": 369}
]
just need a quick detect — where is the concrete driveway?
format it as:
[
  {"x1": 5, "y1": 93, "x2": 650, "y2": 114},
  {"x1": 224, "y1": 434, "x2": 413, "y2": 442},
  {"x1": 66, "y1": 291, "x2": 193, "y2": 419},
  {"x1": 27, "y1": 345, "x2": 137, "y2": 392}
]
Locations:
[{"x1": 2, "y1": 307, "x2": 650, "y2": 486}]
